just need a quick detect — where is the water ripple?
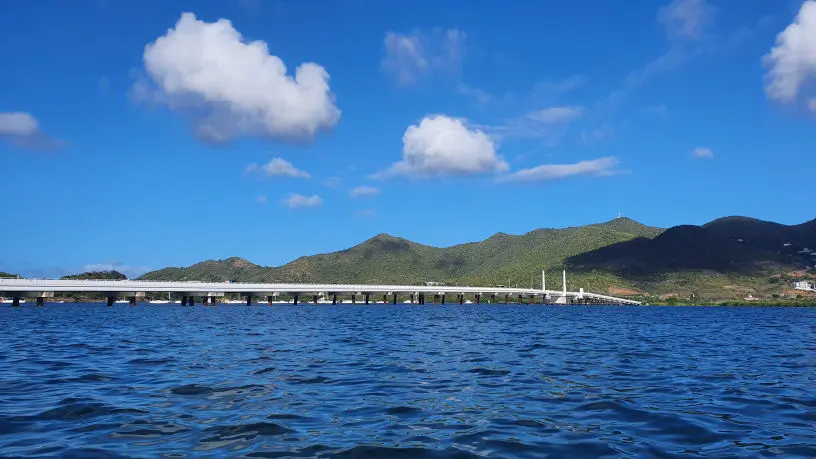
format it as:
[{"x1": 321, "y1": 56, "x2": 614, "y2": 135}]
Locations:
[{"x1": 1, "y1": 304, "x2": 815, "y2": 457}]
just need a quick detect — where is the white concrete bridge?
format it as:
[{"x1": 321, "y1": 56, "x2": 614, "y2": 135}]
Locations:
[{"x1": 0, "y1": 271, "x2": 641, "y2": 306}]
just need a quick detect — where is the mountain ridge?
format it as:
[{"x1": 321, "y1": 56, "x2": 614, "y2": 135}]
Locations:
[{"x1": 139, "y1": 216, "x2": 816, "y2": 300}]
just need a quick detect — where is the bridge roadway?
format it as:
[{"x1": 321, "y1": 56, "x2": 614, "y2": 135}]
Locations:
[{"x1": 0, "y1": 278, "x2": 642, "y2": 306}]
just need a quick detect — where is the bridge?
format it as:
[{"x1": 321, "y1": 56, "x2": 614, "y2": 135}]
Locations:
[{"x1": 0, "y1": 271, "x2": 642, "y2": 306}]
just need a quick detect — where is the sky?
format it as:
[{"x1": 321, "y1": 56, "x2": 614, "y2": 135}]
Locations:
[{"x1": 1, "y1": 0, "x2": 815, "y2": 278}]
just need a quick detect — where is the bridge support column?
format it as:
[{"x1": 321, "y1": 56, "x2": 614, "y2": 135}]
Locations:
[
  {"x1": 36, "y1": 297, "x2": 44, "y2": 306},
  {"x1": 107, "y1": 296, "x2": 115, "y2": 307},
  {"x1": 410, "y1": 293, "x2": 414, "y2": 304},
  {"x1": 433, "y1": 294, "x2": 439, "y2": 304},
  {"x1": 419, "y1": 293, "x2": 425, "y2": 305},
  {"x1": 293, "y1": 295, "x2": 299, "y2": 305},
  {"x1": 268, "y1": 297, "x2": 273, "y2": 306},
  {"x1": 457, "y1": 294, "x2": 463, "y2": 305},
  {"x1": 392, "y1": 293, "x2": 397, "y2": 305},
  {"x1": 441, "y1": 294, "x2": 446, "y2": 305},
  {"x1": 490, "y1": 294, "x2": 495, "y2": 304},
  {"x1": 181, "y1": 296, "x2": 188, "y2": 306},
  {"x1": 189, "y1": 297, "x2": 195, "y2": 306},
  {"x1": 383, "y1": 294, "x2": 387, "y2": 304},
  {"x1": 518, "y1": 294, "x2": 523, "y2": 304},
  {"x1": 332, "y1": 295, "x2": 337, "y2": 305},
  {"x1": 313, "y1": 295, "x2": 318, "y2": 305},
  {"x1": 209, "y1": 296, "x2": 216, "y2": 306},
  {"x1": 129, "y1": 296, "x2": 136, "y2": 307},
  {"x1": 246, "y1": 296, "x2": 252, "y2": 306},
  {"x1": 12, "y1": 297, "x2": 20, "y2": 307},
  {"x1": 475, "y1": 294, "x2": 480, "y2": 304},
  {"x1": 364, "y1": 294, "x2": 369, "y2": 304},
  {"x1": 352, "y1": 295, "x2": 356, "y2": 304},
  {"x1": 505, "y1": 294, "x2": 509, "y2": 304}
]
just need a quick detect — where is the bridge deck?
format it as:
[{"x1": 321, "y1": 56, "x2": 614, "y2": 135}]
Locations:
[{"x1": 0, "y1": 279, "x2": 641, "y2": 305}]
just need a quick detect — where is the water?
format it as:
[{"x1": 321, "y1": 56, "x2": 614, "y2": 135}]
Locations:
[{"x1": 1, "y1": 304, "x2": 815, "y2": 458}]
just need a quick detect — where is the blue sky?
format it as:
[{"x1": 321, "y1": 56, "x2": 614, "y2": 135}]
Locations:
[{"x1": 2, "y1": 0, "x2": 815, "y2": 277}]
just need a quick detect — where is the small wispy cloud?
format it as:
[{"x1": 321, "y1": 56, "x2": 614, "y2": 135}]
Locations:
[
  {"x1": 323, "y1": 176, "x2": 342, "y2": 188},
  {"x1": 281, "y1": 193, "x2": 322, "y2": 209},
  {"x1": 382, "y1": 28, "x2": 466, "y2": 85},
  {"x1": 349, "y1": 186, "x2": 381, "y2": 198},
  {"x1": 246, "y1": 158, "x2": 310, "y2": 179},
  {"x1": 659, "y1": 0, "x2": 714, "y2": 41},
  {"x1": 256, "y1": 194, "x2": 267, "y2": 204},
  {"x1": 581, "y1": 125, "x2": 614, "y2": 142},
  {"x1": 0, "y1": 112, "x2": 63, "y2": 151},
  {"x1": 455, "y1": 83, "x2": 492, "y2": 105},
  {"x1": 691, "y1": 147, "x2": 714, "y2": 158},
  {"x1": 355, "y1": 209, "x2": 376, "y2": 218},
  {"x1": 496, "y1": 157, "x2": 621, "y2": 183}
]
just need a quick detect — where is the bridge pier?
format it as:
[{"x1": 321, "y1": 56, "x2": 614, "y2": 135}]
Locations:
[
  {"x1": 490, "y1": 294, "x2": 495, "y2": 304},
  {"x1": 293, "y1": 295, "x2": 299, "y2": 305},
  {"x1": 352, "y1": 294, "x2": 356, "y2": 304},
  {"x1": 36, "y1": 297, "x2": 44, "y2": 306},
  {"x1": 475, "y1": 294, "x2": 480, "y2": 304},
  {"x1": 505, "y1": 294, "x2": 509, "y2": 304},
  {"x1": 313, "y1": 295, "x2": 318, "y2": 305},
  {"x1": 419, "y1": 293, "x2": 425, "y2": 304},
  {"x1": 107, "y1": 296, "x2": 115, "y2": 307},
  {"x1": 11, "y1": 297, "x2": 20, "y2": 307},
  {"x1": 181, "y1": 296, "x2": 188, "y2": 306},
  {"x1": 364, "y1": 293, "x2": 369, "y2": 304},
  {"x1": 129, "y1": 296, "x2": 136, "y2": 307},
  {"x1": 268, "y1": 297, "x2": 273, "y2": 306},
  {"x1": 457, "y1": 294, "x2": 463, "y2": 305},
  {"x1": 332, "y1": 295, "x2": 337, "y2": 305},
  {"x1": 410, "y1": 293, "x2": 414, "y2": 304},
  {"x1": 392, "y1": 293, "x2": 397, "y2": 305},
  {"x1": 441, "y1": 294, "x2": 446, "y2": 305},
  {"x1": 382, "y1": 294, "x2": 387, "y2": 304}
]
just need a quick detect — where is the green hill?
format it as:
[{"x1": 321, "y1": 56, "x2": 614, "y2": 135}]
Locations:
[
  {"x1": 140, "y1": 218, "x2": 662, "y2": 291},
  {"x1": 138, "y1": 216, "x2": 816, "y2": 301}
]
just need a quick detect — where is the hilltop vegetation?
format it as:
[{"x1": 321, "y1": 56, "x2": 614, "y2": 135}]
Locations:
[
  {"x1": 0, "y1": 272, "x2": 21, "y2": 278},
  {"x1": 61, "y1": 270, "x2": 127, "y2": 280},
  {"x1": 138, "y1": 216, "x2": 816, "y2": 301}
]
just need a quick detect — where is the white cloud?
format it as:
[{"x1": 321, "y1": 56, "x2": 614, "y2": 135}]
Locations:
[
  {"x1": 82, "y1": 263, "x2": 152, "y2": 279},
  {"x1": 256, "y1": 194, "x2": 267, "y2": 204},
  {"x1": 349, "y1": 186, "x2": 380, "y2": 198},
  {"x1": 691, "y1": 147, "x2": 714, "y2": 158},
  {"x1": 138, "y1": 12, "x2": 340, "y2": 143},
  {"x1": 0, "y1": 111, "x2": 62, "y2": 150},
  {"x1": 659, "y1": 0, "x2": 713, "y2": 40},
  {"x1": 281, "y1": 193, "x2": 322, "y2": 208},
  {"x1": 477, "y1": 106, "x2": 584, "y2": 143},
  {"x1": 496, "y1": 157, "x2": 620, "y2": 183},
  {"x1": 763, "y1": 1, "x2": 816, "y2": 104},
  {"x1": 246, "y1": 157, "x2": 310, "y2": 178},
  {"x1": 375, "y1": 115, "x2": 508, "y2": 178},
  {"x1": 525, "y1": 106, "x2": 583, "y2": 124},
  {"x1": 382, "y1": 28, "x2": 466, "y2": 85}
]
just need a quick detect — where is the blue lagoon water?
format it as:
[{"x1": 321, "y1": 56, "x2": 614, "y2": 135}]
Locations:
[{"x1": 1, "y1": 304, "x2": 815, "y2": 458}]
